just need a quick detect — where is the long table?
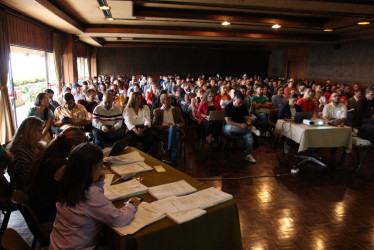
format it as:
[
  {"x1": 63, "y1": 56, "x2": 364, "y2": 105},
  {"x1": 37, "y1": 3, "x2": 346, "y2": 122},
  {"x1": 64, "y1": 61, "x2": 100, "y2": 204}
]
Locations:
[
  {"x1": 274, "y1": 119, "x2": 352, "y2": 152},
  {"x1": 103, "y1": 147, "x2": 243, "y2": 250}
]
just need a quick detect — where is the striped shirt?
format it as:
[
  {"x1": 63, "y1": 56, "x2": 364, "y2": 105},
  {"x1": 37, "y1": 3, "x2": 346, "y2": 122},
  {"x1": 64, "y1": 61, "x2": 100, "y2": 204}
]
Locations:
[{"x1": 92, "y1": 104, "x2": 123, "y2": 131}]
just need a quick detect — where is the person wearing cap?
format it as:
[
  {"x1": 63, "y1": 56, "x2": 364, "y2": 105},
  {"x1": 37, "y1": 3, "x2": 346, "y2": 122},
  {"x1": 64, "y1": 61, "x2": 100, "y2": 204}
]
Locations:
[
  {"x1": 81, "y1": 81, "x2": 89, "y2": 99},
  {"x1": 72, "y1": 83, "x2": 83, "y2": 101}
]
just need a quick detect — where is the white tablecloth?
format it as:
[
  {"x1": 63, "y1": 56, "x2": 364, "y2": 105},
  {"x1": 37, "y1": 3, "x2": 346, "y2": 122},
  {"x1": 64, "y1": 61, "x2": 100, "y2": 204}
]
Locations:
[{"x1": 274, "y1": 120, "x2": 352, "y2": 152}]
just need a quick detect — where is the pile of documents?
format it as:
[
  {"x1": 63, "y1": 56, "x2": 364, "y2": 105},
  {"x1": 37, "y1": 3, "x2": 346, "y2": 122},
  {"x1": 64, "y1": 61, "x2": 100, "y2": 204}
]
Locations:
[
  {"x1": 148, "y1": 180, "x2": 197, "y2": 200},
  {"x1": 104, "y1": 179, "x2": 148, "y2": 201}
]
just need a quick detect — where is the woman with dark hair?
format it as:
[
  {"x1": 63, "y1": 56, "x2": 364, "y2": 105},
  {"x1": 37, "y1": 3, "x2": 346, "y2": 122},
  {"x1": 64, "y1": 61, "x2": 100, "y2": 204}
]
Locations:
[
  {"x1": 49, "y1": 143, "x2": 140, "y2": 249},
  {"x1": 25, "y1": 128, "x2": 86, "y2": 233},
  {"x1": 124, "y1": 92, "x2": 152, "y2": 152},
  {"x1": 27, "y1": 92, "x2": 54, "y2": 143},
  {"x1": 197, "y1": 89, "x2": 222, "y2": 142},
  {"x1": 7, "y1": 117, "x2": 44, "y2": 189}
]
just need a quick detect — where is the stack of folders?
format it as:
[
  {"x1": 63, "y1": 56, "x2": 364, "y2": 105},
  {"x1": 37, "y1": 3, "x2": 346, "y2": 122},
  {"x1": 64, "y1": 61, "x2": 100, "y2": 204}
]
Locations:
[
  {"x1": 153, "y1": 187, "x2": 233, "y2": 224},
  {"x1": 105, "y1": 151, "x2": 145, "y2": 165},
  {"x1": 104, "y1": 179, "x2": 148, "y2": 201},
  {"x1": 148, "y1": 180, "x2": 197, "y2": 200}
]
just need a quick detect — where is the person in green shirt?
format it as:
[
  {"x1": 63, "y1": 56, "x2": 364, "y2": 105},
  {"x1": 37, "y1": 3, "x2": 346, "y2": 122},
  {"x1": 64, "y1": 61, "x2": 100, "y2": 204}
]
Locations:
[{"x1": 252, "y1": 85, "x2": 272, "y2": 137}]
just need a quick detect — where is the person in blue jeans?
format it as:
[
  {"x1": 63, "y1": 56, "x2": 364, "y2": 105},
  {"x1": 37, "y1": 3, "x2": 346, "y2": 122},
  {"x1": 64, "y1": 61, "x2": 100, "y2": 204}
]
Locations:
[{"x1": 224, "y1": 91, "x2": 256, "y2": 163}]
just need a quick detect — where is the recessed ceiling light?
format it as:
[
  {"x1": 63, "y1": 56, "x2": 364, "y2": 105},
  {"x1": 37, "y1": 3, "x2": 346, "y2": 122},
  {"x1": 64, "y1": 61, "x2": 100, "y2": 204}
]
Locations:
[
  {"x1": 324, "y1": 29, "x2": 334, "y2": 32},
  {"x1": 221, "y1": 21, "x2": 230, "y2": 26},
  {"x1": 105, "y1": 17, "x2": 114, "y2": 21},
  {"x1": 272, "y1": 24, "x2": 281, "y2": 29},
  {"x1": 358, "y1": 21, "x2": 371, "y2": 25},
  {"x1": 99, "y1": 6, "x2": 110, "y2": 10}
]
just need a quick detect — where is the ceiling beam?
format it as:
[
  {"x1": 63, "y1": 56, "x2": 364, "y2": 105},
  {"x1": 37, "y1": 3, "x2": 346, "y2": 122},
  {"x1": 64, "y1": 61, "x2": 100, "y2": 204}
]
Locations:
[
  {"x1": 132, "y1": 5, "x2": 327, "y2": 27},
  {"x1": 33, "y1": 0, "x2": 85, "y2": 32}
]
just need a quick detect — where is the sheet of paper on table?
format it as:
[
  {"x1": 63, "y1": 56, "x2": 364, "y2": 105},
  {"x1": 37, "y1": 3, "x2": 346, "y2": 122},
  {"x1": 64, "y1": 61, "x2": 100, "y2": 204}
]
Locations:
[
  {"x1": 102, "y1": 147, "x2": 111, "y2": 157},
  {"x1": 104, "y1": 179, "x2": 148, "y2": 201},
  {"x1": 166, "y1": 209, "x2": 206, "y2": 224},
  {"x1": 153, "y1": 187, "x2": 233, "y2": 213},
  {"x1": 113, "y1": 202, "x2": 166, "y2": 235},
  {"x1": 111, "y1": 161, "x2": 153, "y2": 176},
  {"x1": 148, "y1": 180, "x2": 197, "y2": 200},
  {"x1": 104, "y1": 174, "x2": 114, "y2": 187},
  {"x1": 104, "y1": 151, "x2": 145, "y2": 165}
]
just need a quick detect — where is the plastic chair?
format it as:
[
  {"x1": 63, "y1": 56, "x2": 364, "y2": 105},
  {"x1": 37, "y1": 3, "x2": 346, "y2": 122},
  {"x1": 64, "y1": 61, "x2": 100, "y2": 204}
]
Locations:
[
  {"x1": 1, "y1": 228, "x2": 32, "y2": 250},
  {"x1": 10, "y1": 190, "x2": 50, "y2": 248},
  {"x1": 0, "y1": 174, "x2": 19, "y2": 238}
]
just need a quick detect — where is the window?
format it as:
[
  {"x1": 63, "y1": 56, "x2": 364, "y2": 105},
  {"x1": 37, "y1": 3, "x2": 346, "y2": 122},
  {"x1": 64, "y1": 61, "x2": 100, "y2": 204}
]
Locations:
[
  {"x1": 77, "y1": 57, "x2": 89, "y2": 83},
  {"x1": 8, "y1": 46, "x2": 56, "y2": 127}
]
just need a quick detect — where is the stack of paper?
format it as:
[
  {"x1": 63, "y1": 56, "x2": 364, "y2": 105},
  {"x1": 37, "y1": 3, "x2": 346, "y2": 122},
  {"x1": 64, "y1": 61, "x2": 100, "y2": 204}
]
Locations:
[
  {"x1": 105, "y1": 151, "x2": 145, "y2": 165},
  {"x1": 104, "y1": 179, "x2": 148, "y2": 201},
  {"x1": 113, "y1": 202, "x2": 166, "y2": 235},
  {"x1": 104, "y1": 173, "x2": 114, "y2": 187},
  {"x1": 111, "y1": 162, "x2": 153, "y2": 176},
  {"x1": 153, "y1": 187, "x2": 233, "y2": 213},
  {"x1": 148, "y1": 180, "x2": 197, "y2": 200},
  {"x1": 166, "y1": 209, "x2": 206, "y2": 224}
]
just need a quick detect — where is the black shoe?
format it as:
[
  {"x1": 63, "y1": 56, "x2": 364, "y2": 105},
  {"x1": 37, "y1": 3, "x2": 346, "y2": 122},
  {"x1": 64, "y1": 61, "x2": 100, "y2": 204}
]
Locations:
[{"x1": 162, "y1": 159, "x2": 172, "y2": 165}]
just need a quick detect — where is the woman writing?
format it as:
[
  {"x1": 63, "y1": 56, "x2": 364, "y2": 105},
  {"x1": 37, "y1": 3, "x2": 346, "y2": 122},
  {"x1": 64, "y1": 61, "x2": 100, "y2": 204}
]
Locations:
[
  {"x1": 7, "y1": 117, "x2": 44, "y2": 190},
  {"x1": 124, "y1": 92, "x2": 152, "y2": 152},
  {"x1": 25, "y1": 128, "x2": 86, "y2": 233},
  {"x1": 49, "y1": 143, "x2": 140, "y2": 249},
  {"x1": 197, "y1": 89, "x2": 222, "y2": 143},
  {"x1": 27, "y1": 92, "x2": 54, "y2": 143}
]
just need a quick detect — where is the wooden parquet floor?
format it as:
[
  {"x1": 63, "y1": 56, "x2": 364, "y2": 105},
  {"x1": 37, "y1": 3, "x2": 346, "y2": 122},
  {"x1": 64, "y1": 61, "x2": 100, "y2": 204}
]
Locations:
[{"x1": 2, "y1": 131, "x2": 374, "y2": 250}]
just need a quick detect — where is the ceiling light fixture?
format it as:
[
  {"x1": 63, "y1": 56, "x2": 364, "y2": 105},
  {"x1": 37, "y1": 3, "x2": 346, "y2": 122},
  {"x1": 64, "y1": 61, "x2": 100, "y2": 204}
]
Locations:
[
  {"x1": 99, "y1": 6, "x2": 110, "y2": 10},
  {"x1": 358, "y1": 21, "x2": 371, "y2": 25},
  {"x1": 324, "y1": 28, "x2": 334, "y2": 32},
  {"x1": 105, "y1": 17, "x2": 114, "y2": 21},
  {"x1": 272, "y1": 24, "x2": 281, "y2": 29},
  {"x1": 221, "y1": 21, "x2": 230, "y2": 26}
]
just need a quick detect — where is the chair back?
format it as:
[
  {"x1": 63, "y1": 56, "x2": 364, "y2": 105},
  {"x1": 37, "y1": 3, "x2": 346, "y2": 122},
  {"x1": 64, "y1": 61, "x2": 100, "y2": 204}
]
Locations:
[
  {"x1": 10, "y1": 190, "x2": 50, "y2": 248},
  {"x1": 268, "y1": 109, "x2": 279, "y2": 126},
  {"x1": 1, "y1": 228, "x2": 32, "y2": 250}
]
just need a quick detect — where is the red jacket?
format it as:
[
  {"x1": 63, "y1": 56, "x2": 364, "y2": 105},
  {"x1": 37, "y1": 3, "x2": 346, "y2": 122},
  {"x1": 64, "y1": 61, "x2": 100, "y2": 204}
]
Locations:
[{"x1": 197, "y1": 101, "x2": 222, "y2": 124}]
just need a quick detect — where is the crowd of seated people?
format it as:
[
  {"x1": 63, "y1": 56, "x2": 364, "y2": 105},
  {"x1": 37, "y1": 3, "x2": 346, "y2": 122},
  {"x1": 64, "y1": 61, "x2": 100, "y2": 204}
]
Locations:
[{"x1": 2, "y1": 72, "x2": 374, "y2": 248}]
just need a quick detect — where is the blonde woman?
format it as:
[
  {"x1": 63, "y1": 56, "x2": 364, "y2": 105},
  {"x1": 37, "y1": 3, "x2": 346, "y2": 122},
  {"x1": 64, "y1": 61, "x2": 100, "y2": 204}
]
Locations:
[{"x1": 7, "y1": 117, "x2": 44, "y2": 190}]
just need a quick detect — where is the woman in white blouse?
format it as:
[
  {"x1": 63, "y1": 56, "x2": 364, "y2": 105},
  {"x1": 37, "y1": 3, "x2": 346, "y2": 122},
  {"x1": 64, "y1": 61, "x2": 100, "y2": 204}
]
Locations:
[{"x1": 124, "y1": 92, "x2": 153, "y2": 152}]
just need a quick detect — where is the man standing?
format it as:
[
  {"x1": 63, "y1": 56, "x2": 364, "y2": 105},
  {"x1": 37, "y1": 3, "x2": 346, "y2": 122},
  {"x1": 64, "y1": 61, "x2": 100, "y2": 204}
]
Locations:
[
  {"x1": 153, "y1": 93, "x2": 184, "y2": 168},
  {"x1": 224, "y1": 92, "x2": 256, "y2": 163},
  {"x1": 322, "y1": 92, "x2": 347, "y2": 124},
  {"x1": 92, "y1": 93, "x2": 124, "y2": 148},
  {"x1": 53, "y1": 93, "x2": 90, "y2": 132}
]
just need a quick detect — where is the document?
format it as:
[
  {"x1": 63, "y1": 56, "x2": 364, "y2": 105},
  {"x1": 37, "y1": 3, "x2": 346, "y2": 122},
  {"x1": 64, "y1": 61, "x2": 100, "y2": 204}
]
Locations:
[
  {"x1": 113, "y1": 202, "x2": 166, "y2": 235},
  {"x1": 166, "y1": 209, "x2": 206, "y2": 224},
  {"x1": 102, "y1": 147, "x2": 111, "y2": 157},
  {"x1": 104, "y1": 151, "x2": 145, "y2": 165},
  {"x1": 153, "y1": 187, "x2": 233, "y2": 213},
  {"x1": 104, "y1": 173, "x2": 114, "y2": 187},
  {"x1": 148, "y1": 180, "x2": 197, "y2": 200},
  {"x1": 111, "y1": 161, "x2": 153, "y2": 176},
  {"x1": 104, "y1": 179, "x2": 148, "y2": 201}
]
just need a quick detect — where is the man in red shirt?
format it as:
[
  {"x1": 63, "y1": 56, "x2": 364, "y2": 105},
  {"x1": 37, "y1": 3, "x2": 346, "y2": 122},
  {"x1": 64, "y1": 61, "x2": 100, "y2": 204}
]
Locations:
[{"x1": 296, "y1": 88, "x2": 318, "y2": 117}]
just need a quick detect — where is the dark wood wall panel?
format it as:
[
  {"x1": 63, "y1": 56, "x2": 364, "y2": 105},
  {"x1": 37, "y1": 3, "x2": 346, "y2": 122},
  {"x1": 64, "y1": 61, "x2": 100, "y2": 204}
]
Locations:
[
  {"x1": 97, "y1": 47, "x2": 270, "y2": 77},
  {"x1": 7, "y1": 13, "x2": 52, "y2": 52}
]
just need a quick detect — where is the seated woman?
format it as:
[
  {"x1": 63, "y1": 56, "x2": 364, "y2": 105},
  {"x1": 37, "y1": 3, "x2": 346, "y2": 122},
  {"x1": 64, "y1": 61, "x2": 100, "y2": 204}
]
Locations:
[
  {"x1": 197, "y1": 89, "x2": 222, "y2": 143},
  {"x1": 7, "y1": 117, "x2": 44, "y2": 190},
  {"x1": 191, "y1": 88, "x2": 204, "y2": 121},
  {"x1": 124, "y1": 92, "x2": 152, "y2": 152},
  {"x1": 278, "y1": 93, "x2": 302, "y2": 119},
  {"x1": 49, "y1": 143, "x2": 141, "y2": 249},
  {"x1": 27, "y1": 93, "x2": 54, "y2": 144},
  {"x1": 25, "y1": 128, "x2": 86, "y2": 233},
  {"x1": 215, "y1": 85, "x2": 231, "y2": 109}
]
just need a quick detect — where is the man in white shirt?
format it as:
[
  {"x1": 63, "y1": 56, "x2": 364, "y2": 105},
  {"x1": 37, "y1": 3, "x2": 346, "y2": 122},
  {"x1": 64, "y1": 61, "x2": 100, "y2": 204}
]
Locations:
[
  {"x1": 322, "y1": 91, "x2": 347, "y2": 124},
  {"x1": 152, "y1": 93, "x2": 184, "y2": 168}
]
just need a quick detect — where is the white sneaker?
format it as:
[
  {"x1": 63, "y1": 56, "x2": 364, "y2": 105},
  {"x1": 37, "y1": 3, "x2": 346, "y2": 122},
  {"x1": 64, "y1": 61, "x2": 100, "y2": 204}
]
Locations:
[
  {"x1": 250, "y1": 126, "x2": 261, "y2": 136},
  {"x1": 245, "y1": 154, "x2": 256, "y2": 163}
]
